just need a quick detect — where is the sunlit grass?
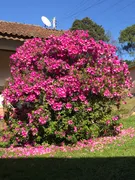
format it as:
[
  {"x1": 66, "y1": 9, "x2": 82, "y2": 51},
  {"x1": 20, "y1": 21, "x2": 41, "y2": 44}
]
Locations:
[{"x1": 112, "y1": 97, "x2": 135, "y2": 117}]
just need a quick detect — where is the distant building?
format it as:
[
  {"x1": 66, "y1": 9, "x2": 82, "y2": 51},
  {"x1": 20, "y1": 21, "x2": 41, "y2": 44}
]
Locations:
[{"x1": 129, "y1": 64, "x2": 135, "y2": 94}]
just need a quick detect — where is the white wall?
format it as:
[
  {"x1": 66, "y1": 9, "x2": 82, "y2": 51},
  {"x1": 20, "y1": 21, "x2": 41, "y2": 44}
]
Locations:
[
  {"x1": 0, "y1": 38, "x2": 23, "y2": 51},
  {"x1": 0, "y1": 39, "x2": 24, "y2": 89},
  {"x1": 0, "y1": 50, "x2": 13, "y2": 87}
]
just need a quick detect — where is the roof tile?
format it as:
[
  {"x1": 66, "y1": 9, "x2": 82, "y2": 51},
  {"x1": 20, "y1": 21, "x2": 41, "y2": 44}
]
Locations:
[{"x1": 0, "y1": 21, "x2": 63, "y2": 41}]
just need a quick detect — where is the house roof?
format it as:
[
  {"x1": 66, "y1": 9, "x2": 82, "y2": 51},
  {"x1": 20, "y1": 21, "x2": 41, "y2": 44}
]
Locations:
[{"x1": 0, "y1": 21, "x2": 63, "y2": 41}]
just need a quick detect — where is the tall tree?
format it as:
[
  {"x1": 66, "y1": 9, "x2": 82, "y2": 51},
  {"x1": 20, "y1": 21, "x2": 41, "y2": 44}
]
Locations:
[
  {"x1": 119, "y1": 24, "x2": 135, "y2": 55},
  {"x1": 70, "y1": 17, "x2": 108, "y2": 41},
  {"x1": 106, "y1": 30, "x2": 123, "y2": 58}
]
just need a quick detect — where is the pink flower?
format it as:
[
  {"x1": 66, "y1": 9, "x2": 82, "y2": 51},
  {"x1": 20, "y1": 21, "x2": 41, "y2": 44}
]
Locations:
[
  {"x1": 84, "y1": 100, "x2": 88, "y2": 105},
  {"x1": 31, "y1": 127, "x2": 38, "y2": 136},
  {"x1": 56, "y1": 88, "x2": 66, "y2": 98},
  {"x1": 66, "y1": 103, "x2": 72, "y2": 109},
  {"x1": 115, "y1": 126, "x2": 121, "y2": 132},
  {"x1": 74, "y1": 107, "x2": 79, "y2": 112},
  {"x1": 39, "y1": 116, "x2": 48, "y2": 125},
  {"x1": 79, "y1": 95, "x2": 86, "y2": 101},
  {"x1": 0, "y1": 115, "x2": 3, "y2": 120},
  {"x1": 21, "y1": 129, "x2": 28, "y2": 138},
  {"x1": 106, "y1": 120, "x2": 111, "y2": 125},
  {"x1": 112, "y1": 116, "x2": 119, "y2": 121},
  {"x1": 104, "y1": 89, "x2": 111, "y2": 97},
  {"x1": 74, "y1": 126, "x2": 77, "y2": 132},
  {"x1": 52, "y1": 102, "x2": 63, "y2": 111},
  {"x1": 68, "y1": 120, "x2": 73, "y2": 125},
  {"x1": 87, "y1": 107, "x2": 92, "y2": 112}
]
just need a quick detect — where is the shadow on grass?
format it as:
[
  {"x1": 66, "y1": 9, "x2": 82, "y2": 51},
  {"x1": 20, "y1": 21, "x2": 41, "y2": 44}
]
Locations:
[{"x1": 0, "y1": 157, "x2": 135, "y2": 180}]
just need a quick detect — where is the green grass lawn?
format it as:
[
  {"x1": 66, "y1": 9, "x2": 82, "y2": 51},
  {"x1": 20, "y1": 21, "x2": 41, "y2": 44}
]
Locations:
[
  {"x1": 0, "y1": 115, "x2": 135, "y2": 180},
  {"x1": 112, "y1": 97, "x2": 135, "y2": 118}
]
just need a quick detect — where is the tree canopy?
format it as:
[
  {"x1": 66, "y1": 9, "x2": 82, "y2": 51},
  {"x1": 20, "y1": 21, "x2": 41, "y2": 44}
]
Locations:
[
  {"x1": 70, "y1": 17, "x2": 108, "y2": 41},
  {"x1": 123, "y1": 59, "x2": 135, "y2": 66},
  {"x1": 119, "y1": 24, "x2": 135, "y2": 54}
]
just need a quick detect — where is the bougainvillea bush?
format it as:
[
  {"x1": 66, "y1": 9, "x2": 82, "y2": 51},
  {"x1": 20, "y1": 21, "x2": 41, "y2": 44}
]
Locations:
[{"x1": 2, "y1": 30, "x2": 132, "y2": 146}]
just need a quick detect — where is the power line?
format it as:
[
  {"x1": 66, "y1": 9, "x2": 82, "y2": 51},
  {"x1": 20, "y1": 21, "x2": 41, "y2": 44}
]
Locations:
[
  {"x1": 108, "y1": 0, "x2": 135, "y2": 30},
  {"x1": 115, "y1": 0, "x2": 135, "y2": 13},
  {"x1": 65, "y1": 0, "x2": 108, "y2": 19},
  {"x1": 64, "y1": 0, "x2": 89, "y2": 18},
  {"x1": 101, "y1": 0, "x2": 124, "y2": 14},
  {"x1": 67, "y1": 0, "x2": 106, "y2": 18},
  {"x1": 59, "y1": 0, "x2": 135, "y2": 33},
  {"x1": 79, "y1": 0, "x2": 89, "y2": 6}
]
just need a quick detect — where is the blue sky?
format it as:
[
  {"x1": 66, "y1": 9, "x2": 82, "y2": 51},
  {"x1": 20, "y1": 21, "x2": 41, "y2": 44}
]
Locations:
[{"x1": 0, "y1": 0, "x2": 135, "y2": 47}]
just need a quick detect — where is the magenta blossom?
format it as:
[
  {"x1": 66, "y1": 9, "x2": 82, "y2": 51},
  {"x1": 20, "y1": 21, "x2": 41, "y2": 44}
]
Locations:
[
  {"x1": 112, "y1": 116, "x2": 119, "y2": 121},
  {"x1": 66, "y1": 103, "x2": 72, "y2": 109},
  {"x1": 68, "y1": 120, "x2": 73, "y2": 125},
  {"x1": 106, "y1": 120, "x2": 111, "y2": 125},
  {"x1": 39, "y1": 117, "x2": 47, "y2": 125},
  {"x1": 87, "y1": 107, "x2": 92, "y2": 112}
]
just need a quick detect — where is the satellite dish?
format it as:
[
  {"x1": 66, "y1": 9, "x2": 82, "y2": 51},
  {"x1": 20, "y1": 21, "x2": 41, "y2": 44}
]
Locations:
[
  {"x1": 52, "y1": 17, "x2": 56, "y2": 29},
  {"x1": 41, "y1": 16, "x2": 51, "y2": 27}
]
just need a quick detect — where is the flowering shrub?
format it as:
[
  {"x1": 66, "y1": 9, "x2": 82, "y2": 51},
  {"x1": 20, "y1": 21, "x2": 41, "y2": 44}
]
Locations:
[
  {"x1": 1, "y1": 127, "x2": 135, "y2": 158},
  {"x1": 2, "y1": 30, "x2": 132, "y2": 146}
]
